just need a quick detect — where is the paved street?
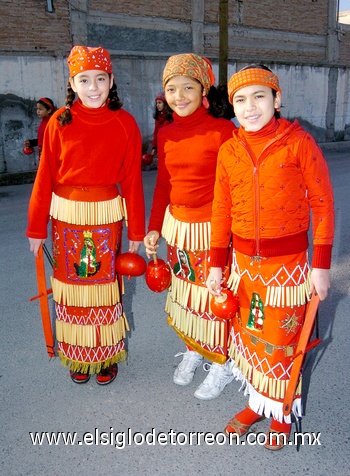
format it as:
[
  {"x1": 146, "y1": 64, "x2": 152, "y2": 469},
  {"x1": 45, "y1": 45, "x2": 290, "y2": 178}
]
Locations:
[{"x1": 0, "y1": 147, "x2": 349, "y2": 476}]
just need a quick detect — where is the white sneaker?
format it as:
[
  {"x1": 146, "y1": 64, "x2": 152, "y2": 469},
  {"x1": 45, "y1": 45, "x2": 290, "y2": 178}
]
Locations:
[
  {"x1": 194, "y1": 361, "x2": 234, "y2": 400},
  {"x1": 173, "y1": 351, "x2": 204, "y2": 386}
]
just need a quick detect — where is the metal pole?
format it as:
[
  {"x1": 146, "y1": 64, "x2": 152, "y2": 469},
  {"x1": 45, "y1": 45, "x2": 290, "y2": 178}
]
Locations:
[{"x1": 219, "y1": 0, "x2": 229, "y2": 86}]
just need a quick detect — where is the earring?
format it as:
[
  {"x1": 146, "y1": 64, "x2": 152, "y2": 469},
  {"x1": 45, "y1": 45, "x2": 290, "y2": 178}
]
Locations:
[{"x1": 202, "y1": 96, "x2": 209, "y2": 109}]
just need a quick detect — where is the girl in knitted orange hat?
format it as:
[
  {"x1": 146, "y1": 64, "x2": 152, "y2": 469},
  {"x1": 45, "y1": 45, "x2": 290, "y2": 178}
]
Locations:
[
  {"x1": 144, "y1": 53, "x2": 236, "y2": 401},
  {"x1": 207, "y1": 64, "x2": 335, "y2": 449},
  {"x1": 27, "y1": 46, "x2": 145, "y2": 386}
]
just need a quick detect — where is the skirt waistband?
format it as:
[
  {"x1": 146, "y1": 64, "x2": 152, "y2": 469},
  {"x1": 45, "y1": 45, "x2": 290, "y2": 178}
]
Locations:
[
  {"x1": 54, "y1": 184, "x2": 119, "y2": 202},
  {"x1": 170, "y1": 202, "x2": 212, "y2": 223}
]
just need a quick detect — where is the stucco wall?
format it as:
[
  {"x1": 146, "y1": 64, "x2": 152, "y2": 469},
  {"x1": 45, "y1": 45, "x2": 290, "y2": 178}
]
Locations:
[{"x1": 1, "y1": 54, "x2": 349, "y2": 175}]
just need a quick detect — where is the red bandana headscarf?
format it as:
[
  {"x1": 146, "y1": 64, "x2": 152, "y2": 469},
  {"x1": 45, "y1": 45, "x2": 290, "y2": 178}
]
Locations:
[
  {"x1": 228, "y1": 67, "x2": 281, "y2": 104},
  {"x1": 162, "y1": 53, "x2": 216, "y2": 93},
  {"x1": 67, "y1": 46, "x2": 113, "y2": 77}
]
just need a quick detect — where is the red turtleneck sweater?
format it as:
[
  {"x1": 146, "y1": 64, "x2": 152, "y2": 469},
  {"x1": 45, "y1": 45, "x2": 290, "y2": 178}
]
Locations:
[
  {"x1": 27, "y1": 100, "x2": 145, "y2": 241},
  {"x1": 148, "y1": 106, "x2": 235, "y2": 232}
]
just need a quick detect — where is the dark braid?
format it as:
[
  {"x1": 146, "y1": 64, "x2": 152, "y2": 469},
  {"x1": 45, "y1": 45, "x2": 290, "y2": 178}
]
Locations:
[
  {"x1": 57, "y1": 80, "x2": 75, "y2": 125},
  {"x1": 57, "y1": 77, "x2": 123, "y2": 126},
  {"x1": 207, "y1": 85, "x2": 235, "y2": 119},
  {"x1": 207, "y1": 85, "x2": 234, "y2": 119},
  {"x1": 108, "y1": 81, "x2": 123, "y2": 110}
]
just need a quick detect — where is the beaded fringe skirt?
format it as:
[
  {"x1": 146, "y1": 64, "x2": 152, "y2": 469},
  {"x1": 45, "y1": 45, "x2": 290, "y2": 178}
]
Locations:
[
  {"x1": 228, "y1": 249, "x2": 311, "y2": 422},
  {"x1": 162, "y1": 207, "x2": 234, "y2": 364},
  {"x1": 49, "y1": 188, "x2": 128, "y2": 374}
]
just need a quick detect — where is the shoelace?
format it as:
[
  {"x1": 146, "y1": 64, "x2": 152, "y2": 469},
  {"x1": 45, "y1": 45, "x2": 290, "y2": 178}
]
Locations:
[
  {"x1": 174, "y1": 351, "x2": 202, "y2": 371},
  {"x1": 202, "y1": 363, "x2": 231, "y2": 387}
]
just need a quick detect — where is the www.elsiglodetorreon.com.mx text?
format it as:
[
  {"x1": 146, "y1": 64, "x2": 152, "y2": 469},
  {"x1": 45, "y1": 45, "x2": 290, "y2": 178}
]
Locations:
[{"x1": 29, "y1": 428, "x2": 321, "y2": 449}]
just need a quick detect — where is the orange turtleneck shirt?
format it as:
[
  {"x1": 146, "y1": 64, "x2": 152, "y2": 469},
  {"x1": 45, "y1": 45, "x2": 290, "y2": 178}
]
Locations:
[{"x1": 148, "y1": 106, "x2": 235, "y2": 232}]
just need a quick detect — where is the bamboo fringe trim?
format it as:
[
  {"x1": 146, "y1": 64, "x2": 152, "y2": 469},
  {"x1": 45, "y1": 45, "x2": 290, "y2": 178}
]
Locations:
[
  {"x1": 161, "y1": 206, "x2": 211, "y2": 251},
  {"x1": 58, "y1": 350, "x2": 127, "y2": 374},
  {"x1": 169, "y1": 274, "x2": 209, "y2": 313},
  {"x1": 169, "y1": 317, "x2": 228, "y2": 364},
  {"x1": 56, "y1": 314, "x2": 129, "y2": 347},
  {"x1": 227, "y1": 268, "x2": 311, "y2": 307},
  {"x1": 265, "y1": 277, "x2": 311, "y2": 308},
  {"x1": 122, "y1": 198, "x2": 128, "y2": 227},
  {"x1": 229, "y1": 342, "x2": 301, "y2": 399},
  {"x1": 51, "y1": 277, "x2": 121, "y2": 307},
  {"x1": 227, "y1": 267, "x2": 241, "y2": 294},
  {"x1": 166, "y1": 296, "x2": 226, "y2": 348},
  {"x1": 50, "y1": 193, "x2": 125, "y2": 225}
]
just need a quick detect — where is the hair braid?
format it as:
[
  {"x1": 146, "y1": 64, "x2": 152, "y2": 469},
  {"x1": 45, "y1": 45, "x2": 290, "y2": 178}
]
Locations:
[
  {"x1": 57, "y1": 81, "x2": 75, "y2": 125},
  {"x1": 108, "y1": 81, "x2": 123, "y2": 111}
]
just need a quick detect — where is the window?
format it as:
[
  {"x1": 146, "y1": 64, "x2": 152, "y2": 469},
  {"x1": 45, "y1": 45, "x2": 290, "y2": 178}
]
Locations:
[{"x1": 338, "y1": 0, "x2": 350, "y2": 24}]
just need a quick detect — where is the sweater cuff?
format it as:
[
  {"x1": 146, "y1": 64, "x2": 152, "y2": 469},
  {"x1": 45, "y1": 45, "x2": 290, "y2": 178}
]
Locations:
[
  {"x1": 209, "y1": 247, "x2": 229, "y2": 268},
  {"x1": 311, "y1": 244, "x2": 332, "y2": 269}
]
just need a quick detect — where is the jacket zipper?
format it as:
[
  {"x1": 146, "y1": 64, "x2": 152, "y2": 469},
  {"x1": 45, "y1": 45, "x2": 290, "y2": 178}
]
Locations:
[
  {"x1": 239, "y1": 140, "x2": 261, "y2": 257},
  {"x1": 239, "y1": 132, "x2": 286, "y2": 259}
]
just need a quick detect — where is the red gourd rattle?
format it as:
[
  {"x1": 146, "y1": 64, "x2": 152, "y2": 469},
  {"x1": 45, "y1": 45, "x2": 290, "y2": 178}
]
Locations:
[
  {"x1": 115, "y1": 251, "x2": 147, "y2": 280},
  {"x1": 145, "y1": 253, "x2": 172, "y2": 293},
  {"x1": 210, "y1": 288, "x2": 239, "y2": 320}
]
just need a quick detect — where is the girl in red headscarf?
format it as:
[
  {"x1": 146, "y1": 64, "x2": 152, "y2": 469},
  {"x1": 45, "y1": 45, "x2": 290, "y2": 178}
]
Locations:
[
  {"x1": 24, "y1": 97, "x2": 56, "y2": 159},
  {"x1": 27, "y1": 46, "x2": 145, "y2": 386},
  {"x1": 144, "y1": 53, "x2": 236, "y2": 401},
  {"x1": 207, "y1": 64, "x2": 334, "y2": 449}
]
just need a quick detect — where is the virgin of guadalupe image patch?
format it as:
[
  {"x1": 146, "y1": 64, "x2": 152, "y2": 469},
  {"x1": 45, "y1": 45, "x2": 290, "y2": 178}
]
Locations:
[
  {"x1": 63, "y1": 227, "x2": 115, "y2": 283},
  {"x1": 173, "y1": 249, "x2": 196, "y2": 282},
  {"x1": 247, "y1": 292, "x2": 265, "y2": 331}
]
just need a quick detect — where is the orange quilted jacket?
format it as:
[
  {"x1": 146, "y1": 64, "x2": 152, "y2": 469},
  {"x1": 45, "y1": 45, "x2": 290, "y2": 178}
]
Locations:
[{"x1": 210, "y1": 119, "x2": 334, "y2": 269}]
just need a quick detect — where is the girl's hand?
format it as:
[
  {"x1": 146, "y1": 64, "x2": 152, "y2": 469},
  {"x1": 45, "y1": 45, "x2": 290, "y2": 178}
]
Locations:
[
  {"x1": 129, "y1": 241, "x2": 143, "y2": 253},
  {"x1": 206, "y1": 267, "x2": 224, "y2": 296},
  {"x1": 24, "y1": 140, "x2": 30, "y2": 147},
  {"x1": 309, "y1": 268, "x2": 331, "y2": 301},
  {"x1": 143, "y1": 231, "x2": 160, "y2": 258},
  {"x1": 29, "y1": 238, "x2": 46, "y2": 258}
]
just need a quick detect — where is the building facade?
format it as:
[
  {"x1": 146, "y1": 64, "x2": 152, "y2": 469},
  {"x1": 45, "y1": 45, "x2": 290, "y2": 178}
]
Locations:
[{"x1": 0, "y1": 0, "x2": 349, "y2": 177}]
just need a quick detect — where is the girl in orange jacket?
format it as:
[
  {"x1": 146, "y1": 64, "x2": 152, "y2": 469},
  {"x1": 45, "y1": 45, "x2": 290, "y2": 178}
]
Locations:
[{"x1": 207, "y1": 64, "x2": 334, "y2": 449}]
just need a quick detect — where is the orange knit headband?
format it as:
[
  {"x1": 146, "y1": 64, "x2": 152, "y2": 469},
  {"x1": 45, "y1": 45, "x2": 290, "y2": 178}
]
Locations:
[
  {"x1": 162, "y1": 53, "x2": 216, "y2": 93},
  {"x1": 67, "y1": 46, "x2": 112, "y2": 77},
  {"x1": 228, "y1": 68, "x2": 281, "y2": 104}
]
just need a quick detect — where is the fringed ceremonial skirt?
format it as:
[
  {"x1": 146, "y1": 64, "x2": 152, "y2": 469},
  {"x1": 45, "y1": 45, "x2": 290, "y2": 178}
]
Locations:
[
  {"x1": 162, "y1": 205, "x2": 235, "y2": 364},
  {"x1": 228, "y1": 249, "x2": 311, "y2": 423},
  {"x1": 49, "y1": 184, "x2": 129, "y2": 374}
]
